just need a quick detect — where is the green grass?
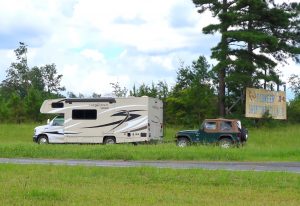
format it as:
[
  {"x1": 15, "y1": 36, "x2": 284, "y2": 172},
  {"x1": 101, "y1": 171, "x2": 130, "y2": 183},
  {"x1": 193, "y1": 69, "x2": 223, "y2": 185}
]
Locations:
[
  {"x1": 0, "y1": 124, "x2": 300, "y2": 161},
  {"x1": 0, "y1": 164, "x2": 299, "y2": 205}
]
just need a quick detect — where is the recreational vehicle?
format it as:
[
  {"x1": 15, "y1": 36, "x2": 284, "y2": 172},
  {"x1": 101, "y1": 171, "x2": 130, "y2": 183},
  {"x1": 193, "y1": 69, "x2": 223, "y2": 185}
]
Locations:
[{"x1": 33, "y1": 96, "x2": 163, "y2": 144}]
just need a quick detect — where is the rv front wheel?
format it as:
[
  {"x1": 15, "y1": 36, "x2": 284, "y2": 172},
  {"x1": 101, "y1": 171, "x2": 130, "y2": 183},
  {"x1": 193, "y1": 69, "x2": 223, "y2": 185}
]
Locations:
[
  {"x1": 38, "y1": 135, "x2": 48, "y2": 144},
  {"x1": 103, "y1": 137, "x2": 116, "y2": 145}
]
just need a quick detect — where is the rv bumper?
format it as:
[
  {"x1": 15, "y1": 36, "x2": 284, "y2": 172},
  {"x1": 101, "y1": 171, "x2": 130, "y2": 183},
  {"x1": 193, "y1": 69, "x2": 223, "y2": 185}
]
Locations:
[{"x1": 33, "y1": 135, "x2": 38, "y2": 143}]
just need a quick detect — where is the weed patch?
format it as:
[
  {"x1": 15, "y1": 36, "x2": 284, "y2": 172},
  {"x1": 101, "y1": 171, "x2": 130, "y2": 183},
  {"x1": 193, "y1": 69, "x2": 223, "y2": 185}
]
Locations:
[{"x1": 0, "y1": 164, "x2": 299, "y2": 206}]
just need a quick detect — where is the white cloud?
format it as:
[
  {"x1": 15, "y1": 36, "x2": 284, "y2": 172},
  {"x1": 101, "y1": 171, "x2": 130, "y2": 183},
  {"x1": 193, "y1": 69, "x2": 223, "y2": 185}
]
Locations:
[
  {"x1": 80, "y1": 49, "x2": 106, "y2": 63},
  {"x1": 61, "y1": 63, "x2": 129, "y2": 95},
  {"x1": 0, "y1": 50, "x2": 15, "y2": 79},
  {"x1": 0, "y1": 0, "x2": 299, "y2": 98}
]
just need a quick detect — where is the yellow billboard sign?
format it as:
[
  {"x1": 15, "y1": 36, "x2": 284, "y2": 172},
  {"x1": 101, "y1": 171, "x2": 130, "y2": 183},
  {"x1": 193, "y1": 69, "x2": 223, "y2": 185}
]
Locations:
[{"x1": 245, "y1": 88, "x2": 286, "y2": 119}]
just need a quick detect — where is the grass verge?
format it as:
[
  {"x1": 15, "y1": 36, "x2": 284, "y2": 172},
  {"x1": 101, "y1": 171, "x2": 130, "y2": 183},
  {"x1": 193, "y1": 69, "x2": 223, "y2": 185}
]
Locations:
[
  {"x1": 0, "y1": 124, "x2": 300, "y2": 161},
  {"x1": 0, "y1": 164, "x2": 299, "y2": 206}
]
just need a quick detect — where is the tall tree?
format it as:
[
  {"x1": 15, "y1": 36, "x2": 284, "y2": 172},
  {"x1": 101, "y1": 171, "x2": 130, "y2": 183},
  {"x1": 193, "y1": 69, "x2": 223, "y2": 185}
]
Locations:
[
  {"x1": 67, "y1": 92, "x2": 77, "y2": 98},
  {"x1": 167, "y1": 56, "x2": 217, "y2": 125},
  {"x1": 0, "y1": 42, "x2": 66, "y2": 123},
  {"x1": 7, "y1": 92, "x2": 25, "y2": 123},
  {"x1": 91, "y1": 92, "x2": 102, "y2": 98},
  {"x1": 41, "y1": 64, "x2": 65, "y2": 94},
  {"x1": 129, "y1": 83, "x2": 153, "y2": 97},
  {"x1": 225, "y1": 0, "x2": 299, "y2": 92},
  {"x1": 1, "y1": 42, "x2": 66, "y2": 96},
  {"x1": 289, "y1": 74, "x2": 300, "y2": 97},
  {"x1": 193, "y1": 0, "x2": 234, "y2": 116},
  {"x1": 1, "y1": 42, "x2": 30, "y2": 97},
  {"x1": 192, "y1": 0, "x2": 300, "y2": 116},
  {"x1": 29, "y1": 66, "x2": 45, "y2": 91},
  {"x1": 0, "y1": 89, "x2": 9, "y2": 122},
  {"x1": 110, "y1": 82, "x2": 128, "y2": 97},
  {"x1": 24, "y1": 87, "x2": 43, "y2": 122},
  {"x1": 156, "y1": 81, "x2": 169, "y2": 101}
]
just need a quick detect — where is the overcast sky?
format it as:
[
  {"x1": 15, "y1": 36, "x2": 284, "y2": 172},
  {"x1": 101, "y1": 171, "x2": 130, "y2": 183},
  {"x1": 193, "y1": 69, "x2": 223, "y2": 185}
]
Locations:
[{"x1": 0, "y1": 0, "x2": 299, "y2": 97}]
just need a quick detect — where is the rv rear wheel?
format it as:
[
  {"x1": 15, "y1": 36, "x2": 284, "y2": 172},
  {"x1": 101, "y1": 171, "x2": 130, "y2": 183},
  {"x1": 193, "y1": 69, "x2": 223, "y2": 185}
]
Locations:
[
  {"x1": 38, "y1": 135, "x2": 48, "y2": 144},
  {"x1": 103, "y1": 137, "x2": 116, "y2": 145}
]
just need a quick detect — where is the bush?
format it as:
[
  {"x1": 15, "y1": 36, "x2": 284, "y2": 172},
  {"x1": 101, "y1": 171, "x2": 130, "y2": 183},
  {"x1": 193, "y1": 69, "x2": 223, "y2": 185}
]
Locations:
[{"x1": 287, "y1": 97, "x2": 300, "y2": 123}]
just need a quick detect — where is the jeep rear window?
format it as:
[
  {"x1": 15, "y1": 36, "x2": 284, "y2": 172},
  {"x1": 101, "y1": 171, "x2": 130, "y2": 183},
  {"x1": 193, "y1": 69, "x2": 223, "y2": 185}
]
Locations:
[{"x1": 204, "y1": 122, "x2": 216, "y2": 130}]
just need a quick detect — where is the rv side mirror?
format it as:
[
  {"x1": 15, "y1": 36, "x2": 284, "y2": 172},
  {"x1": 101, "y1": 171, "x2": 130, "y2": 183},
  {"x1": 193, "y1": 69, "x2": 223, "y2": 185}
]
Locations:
[{"x1": 47, "y1": 119, "x2": 50, "y2": 124}]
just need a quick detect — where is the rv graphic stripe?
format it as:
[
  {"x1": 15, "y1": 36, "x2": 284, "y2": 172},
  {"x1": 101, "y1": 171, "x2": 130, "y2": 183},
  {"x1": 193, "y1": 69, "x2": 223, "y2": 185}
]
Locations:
[
  {"x1": 110, "y1": 110, "x2": 130, "y2": 131},
  {"x1": 84, "y1": 120, "x2": 123, "y2": 129},
  {"x1": 45, "y1": 131, "x2": 79, "y2": 135},
  {"x1": 45, "y1": 131, "x2": 64, "y2": 135},
  {"x1": 111, "y1": 110, "x2": 145, "y2": 116},
  {"x1": 129, "y1": 126, "x2": 147, "y2": 132},
  {"x1": 84, "y1": 110, "x2": 144, "y2": 129}
]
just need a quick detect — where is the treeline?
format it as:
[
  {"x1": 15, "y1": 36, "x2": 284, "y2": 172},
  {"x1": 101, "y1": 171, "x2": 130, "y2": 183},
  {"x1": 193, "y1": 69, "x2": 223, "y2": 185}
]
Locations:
[
  {"x1": 1, "y1": 43, "x2": 300, "y2": 125},
  {"x1": 0, "y1": 43, "x2": 217, "y2": 125},
  {"x1": 127, "y1": 63, "x2": 300, "y2": 125},
  {"x1": 129, "y1": 57, "x2": 218, "y2": 125},
  {"x1": 287, "y1": 75, "x2": 300, "y2": 123},
  {"x1": 0, "y1": 43, "x2": 65, "y2": 123}
]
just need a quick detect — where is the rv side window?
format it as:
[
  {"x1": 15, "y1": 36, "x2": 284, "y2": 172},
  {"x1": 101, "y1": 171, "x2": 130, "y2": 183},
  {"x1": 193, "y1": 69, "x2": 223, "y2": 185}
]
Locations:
[
  {"x1": 72, "y1": 109, "x2": 97, "y2": 120},
  {"x1": 51, "y1": 102, "x2": 64, "y2": 108}
]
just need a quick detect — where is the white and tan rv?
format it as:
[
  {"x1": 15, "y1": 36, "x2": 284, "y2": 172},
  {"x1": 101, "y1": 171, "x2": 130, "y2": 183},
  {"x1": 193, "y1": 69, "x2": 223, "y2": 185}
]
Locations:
[{"x1": 33, "y1": 96, "x2": 163, "y2": 144}]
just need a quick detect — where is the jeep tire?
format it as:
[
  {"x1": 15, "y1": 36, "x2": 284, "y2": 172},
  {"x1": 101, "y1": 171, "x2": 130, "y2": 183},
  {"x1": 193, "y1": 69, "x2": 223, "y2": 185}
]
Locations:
[
  {"x1": 219, "y1": 138, "x2": 233, "y2": 148},
  {"x1": 177, "y1": 137, "x2": 189, "y2": 147}
]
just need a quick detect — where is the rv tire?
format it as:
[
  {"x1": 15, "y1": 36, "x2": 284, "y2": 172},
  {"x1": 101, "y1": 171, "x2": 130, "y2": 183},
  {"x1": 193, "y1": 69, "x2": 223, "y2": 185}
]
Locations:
[
  {"x1": 103, "y1": 137, "x2": 116, "y2": 145},
  {"x1": 38, "y1": 135, "x2": 48, "y2": 144}
]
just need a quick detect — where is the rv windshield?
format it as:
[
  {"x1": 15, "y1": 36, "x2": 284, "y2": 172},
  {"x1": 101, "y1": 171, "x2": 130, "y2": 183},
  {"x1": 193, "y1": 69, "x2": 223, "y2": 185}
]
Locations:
[{"x1": 51, "y1": 116, "x2": 64, "y2": 126}]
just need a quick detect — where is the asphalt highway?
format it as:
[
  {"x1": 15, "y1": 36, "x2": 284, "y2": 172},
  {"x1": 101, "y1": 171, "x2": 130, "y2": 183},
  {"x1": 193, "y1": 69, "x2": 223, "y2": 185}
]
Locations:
[{"x1": 0, "y1": 158, "x2": 300, "y2": 173}]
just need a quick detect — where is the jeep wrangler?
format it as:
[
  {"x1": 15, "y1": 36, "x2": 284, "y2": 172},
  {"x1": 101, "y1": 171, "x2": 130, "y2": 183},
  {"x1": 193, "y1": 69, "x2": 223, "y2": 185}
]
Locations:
[{"x1": 175, "y1": 118, "x2": 248, "y2": 148}]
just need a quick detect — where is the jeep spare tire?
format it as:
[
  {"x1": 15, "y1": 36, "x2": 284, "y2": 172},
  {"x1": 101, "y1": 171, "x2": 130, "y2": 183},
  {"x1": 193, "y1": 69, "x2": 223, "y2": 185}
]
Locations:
[{"x1": 241, "y1": 127, "x2": 248, "y2": 142}]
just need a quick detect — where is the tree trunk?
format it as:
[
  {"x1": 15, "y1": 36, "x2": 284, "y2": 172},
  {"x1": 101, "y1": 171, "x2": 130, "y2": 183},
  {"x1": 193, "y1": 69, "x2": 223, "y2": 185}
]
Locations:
[
  {"x1": 218, "y1": 0, "x2": 228, "y2": 117},
  {"x1": 245, "y1": 8, "x2": 254, "y2": 114},
  {"x1": 218, "y1": 67, "x2": 226, "y2": 117}
]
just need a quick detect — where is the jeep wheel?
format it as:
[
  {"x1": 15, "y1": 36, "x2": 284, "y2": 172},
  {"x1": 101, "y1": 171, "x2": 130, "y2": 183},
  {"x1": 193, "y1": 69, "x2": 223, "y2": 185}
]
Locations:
[
  {"x1": 219, "y1": 138, "x2": 233, "y2": 149},
  {"x1": 177, "y1": 137, "x2": 189, "y2": 147}
]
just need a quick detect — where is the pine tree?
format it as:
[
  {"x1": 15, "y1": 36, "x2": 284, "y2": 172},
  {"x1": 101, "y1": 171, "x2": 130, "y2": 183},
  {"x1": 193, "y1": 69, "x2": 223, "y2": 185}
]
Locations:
[
  {"x1": 192, "y1": 0, "x2": 300, "y2": 115},
  {"x1": 193, "y1": 0, "x2": 236, "y2": 116}
]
